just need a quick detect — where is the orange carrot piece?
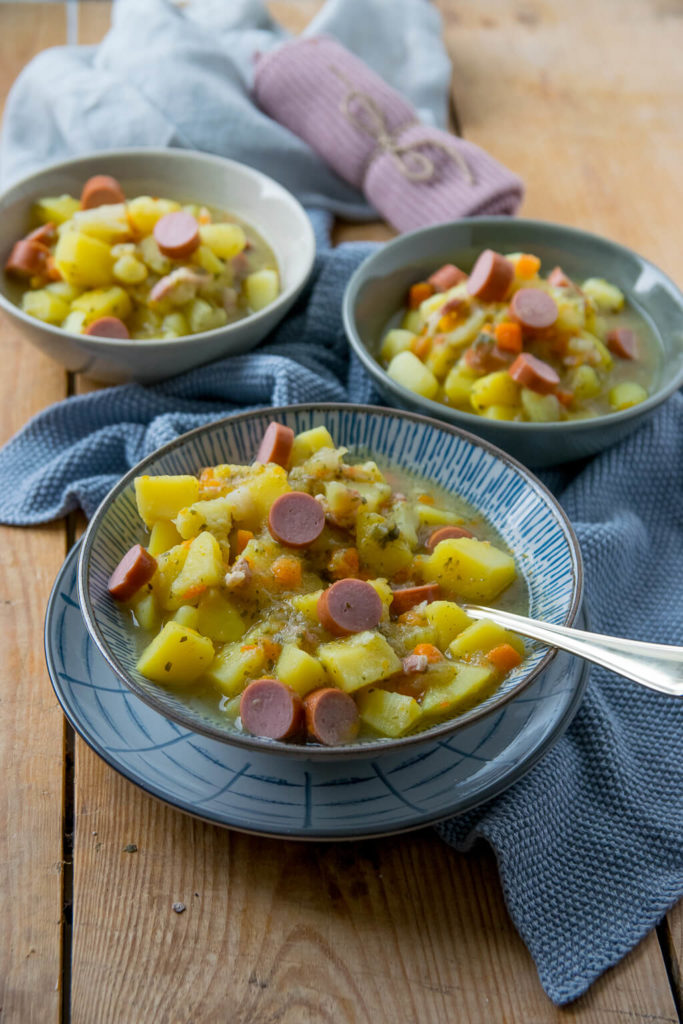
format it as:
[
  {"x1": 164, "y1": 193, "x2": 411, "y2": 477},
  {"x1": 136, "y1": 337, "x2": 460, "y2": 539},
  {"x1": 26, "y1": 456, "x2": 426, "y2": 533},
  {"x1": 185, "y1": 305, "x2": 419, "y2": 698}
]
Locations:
[
  {"x1": 408, "y1": 281, "x2": 434, "y2": 309},
  {"x1": 417, "y1": 493, "x2": 435, "y2": 505},
  {"x1": 236, "y1": 529, "x2": 254, "y2": 554},
  {"x1": 516, "y1": 254, "x2": 541, "y2": 278},
  {"x1": 412, "y1": 643, "x2": 443, "y2": 663},
  {"x1": 181, "y1": 583, "x2": 206, "y2": 602},
  {"x1": 271, "y1": 555, "x2": 302, "y2": 589},
  {"x1": 556, "y1": 388, "x2": 574, "y2": 408},
  {"x1": 437, "y1": 311, "x2": 460, "y2": 333},
  {"x1": 261, "y1": 638, "x2": 282, "y2": 662},
  {"x1": 327, "y1": 547, "x2": 360, "y2": 580},
  {"x1": 487, "y1": 643, "x2": 523, "y2": 672},
  {"x1": 494, "y1": 321, "x2": 523, "y2": 353},
  {"x1": 410, "y1": 332, "x2": 432, "y2": 360}
]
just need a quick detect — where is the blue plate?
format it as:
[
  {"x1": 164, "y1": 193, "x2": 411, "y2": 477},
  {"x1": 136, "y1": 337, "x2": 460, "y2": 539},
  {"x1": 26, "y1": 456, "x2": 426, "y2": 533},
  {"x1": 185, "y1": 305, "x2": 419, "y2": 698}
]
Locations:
[{"x1": 46, "y1": 544, "x2": 589, "y2": 840}]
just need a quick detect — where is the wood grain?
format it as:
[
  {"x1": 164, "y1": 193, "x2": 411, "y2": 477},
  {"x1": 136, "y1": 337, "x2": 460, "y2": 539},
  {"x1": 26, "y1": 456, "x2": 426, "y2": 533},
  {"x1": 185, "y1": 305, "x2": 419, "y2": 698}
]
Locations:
[{"x1": 0, "y1": 3, "x2": 66, "y2": 119}]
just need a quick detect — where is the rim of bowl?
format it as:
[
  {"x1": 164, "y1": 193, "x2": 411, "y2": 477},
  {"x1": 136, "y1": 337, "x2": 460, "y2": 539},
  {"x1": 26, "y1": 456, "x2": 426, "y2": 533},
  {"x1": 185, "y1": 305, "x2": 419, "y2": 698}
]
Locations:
[
  {"x1": 0, "y1": 147, "x2": 316, "y2": 349},
  {"x1": 78, "y1": 402, "x2": 584, "y2": 759},
  {"x1": 342, "y1": 216, "x2": 683, "y2": 433}
]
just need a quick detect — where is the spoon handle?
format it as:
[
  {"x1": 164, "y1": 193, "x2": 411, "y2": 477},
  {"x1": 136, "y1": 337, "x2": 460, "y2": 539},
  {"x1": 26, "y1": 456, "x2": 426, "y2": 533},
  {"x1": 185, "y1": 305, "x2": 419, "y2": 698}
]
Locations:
[{"x1": 463, "y1": 605, "x2": 683, "y2": 697}]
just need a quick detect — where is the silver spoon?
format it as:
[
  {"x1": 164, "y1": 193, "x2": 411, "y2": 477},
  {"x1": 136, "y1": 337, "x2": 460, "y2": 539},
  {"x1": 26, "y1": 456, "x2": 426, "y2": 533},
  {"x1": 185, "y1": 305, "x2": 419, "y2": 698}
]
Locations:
[{"x1": 463, "y1": 605, "x2": 683, "y2": 697}]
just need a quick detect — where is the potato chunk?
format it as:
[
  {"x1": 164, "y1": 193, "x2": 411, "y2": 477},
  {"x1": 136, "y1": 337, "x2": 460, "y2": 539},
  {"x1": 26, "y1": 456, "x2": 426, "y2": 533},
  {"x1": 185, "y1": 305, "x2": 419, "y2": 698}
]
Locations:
[
  {"x1": 387, "y1": 351, "x2": 439, "y2": 400},
  {"x1": 245, "y1": 268, "x2": 279, "y2": 311},
  {"x1": 134, "y1": 474, "x2": 200, "y2": 527},
  {"x1": 21, "y1": 289, "x2": 71, "y2": 325},
  {"x1": 290, "y1": 426, "x2": 335, "y2": 466},
  {"x1": 423, "y1": 537, "x2": 516, "y2": 602},
  {"x1": 379, "y1": 328, "x2": 415, "y2": 363},
  {"x1": 169, "y1": 532, "x2": 224, "y2": 605},
  {"x1": 425, "y1": 600, "x2": 472, "y2": 649},
  {"x1": 204, "y1": 642, "x2": 266, "y2": 698},
  {"x1": 421, "y1": 663, "x2": 498, "y2": 718},
  {"x1": 447, "y1": 618, "x2": 524, "y2": 660},
  {"x1": 317, "y1": 631, "x2": 402, "y2": 693},
  {"x1": 54, "y1": 231, "x2": 114, "y2": 288},
  {"x1": 356, "y1": 510, "x2": 414, "y2": 578},
  {"x1": 357, "y1": 689, "x2": 422, "y2": 738},
  {"x1": 71, "y1": 286, "x2": 132, "y2": 325},
  {"x1": 195, "y1": 590, "x2": 246, "y2": 643},
  {"x1": 199, "y1": 223, "x2": 247, "y2": 259},
  {"x1": 137, "y1": 621, "x2": 214, "y2": 685},
  {"x1": 276, "y1": 644, "x2": 328, "y2": 696}
]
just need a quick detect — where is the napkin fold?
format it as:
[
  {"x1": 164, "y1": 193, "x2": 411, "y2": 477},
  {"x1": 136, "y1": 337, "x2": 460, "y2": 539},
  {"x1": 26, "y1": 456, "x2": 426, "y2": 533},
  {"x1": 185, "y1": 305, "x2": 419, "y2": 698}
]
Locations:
[{"x1": 1, "y1": 0, "x2": 682, "y2": 1008}]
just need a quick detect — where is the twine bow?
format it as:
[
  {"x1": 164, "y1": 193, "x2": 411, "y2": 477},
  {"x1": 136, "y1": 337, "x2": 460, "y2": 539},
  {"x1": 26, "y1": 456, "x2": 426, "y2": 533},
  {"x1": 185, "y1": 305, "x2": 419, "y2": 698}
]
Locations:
[{"x1": 332, "y1": 66, "x2": 474, "y2": 186}]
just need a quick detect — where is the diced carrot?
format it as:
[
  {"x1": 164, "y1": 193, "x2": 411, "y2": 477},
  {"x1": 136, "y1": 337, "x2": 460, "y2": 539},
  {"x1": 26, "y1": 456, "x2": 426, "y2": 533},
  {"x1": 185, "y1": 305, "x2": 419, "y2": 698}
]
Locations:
[
  {"x1": 556, "y1": 388, "x2": 574, "y2": 408},
  {"x1": 181, "y1": 583, "x2": 206, "y2": 601},
  {"x1": 271, "y1": 555, "x2": 302, "y2": 589},
  {"x1": 408, "y1": 281, "x2": 434, "y2": 309},
  {"x1": 412, "y1": 643, "x2": 443, "y2": 663},
  {"x1": 437, "y1": 311, "x2": 460, "y2": 333},
  {"x1": 240, "y1": 643, "x2": 258, "y2": 653},
  {"x1": 417, "y1": 493, "x2": 435, "y2": 505},
  {"x1": 391, "y1": 567, "x2": 412, "y2": 585},
  {"x1": 181, "y1": 539, "x2": 193, "y2": 550},
  {"x1": 494, "y1": 321, "x2": 523, "y2": 353},
  {"x1": 515, "y1": 254, "x2": 541, "y2": 278},
  {"x1": 327, "y1": 547, "x2": 360, "y2": 580},
  {"x1": 487, "y1": 643, "x2": 523, "y2": 672},
  {"x1": 398, "y1": 609, "x2": 425, "y2": 626},
  {"x1": 198, "y1": 211, "x2": 212, "y2": 225},
  {"x1": 236, "y1": 529, "x2": 254, "y2": 554},
  {"x1": 410, "y1": 332, "x2": 432, "y2": 360},
  {"x1": 260, "y1": 638, "x2": 282, "y2": 662}
]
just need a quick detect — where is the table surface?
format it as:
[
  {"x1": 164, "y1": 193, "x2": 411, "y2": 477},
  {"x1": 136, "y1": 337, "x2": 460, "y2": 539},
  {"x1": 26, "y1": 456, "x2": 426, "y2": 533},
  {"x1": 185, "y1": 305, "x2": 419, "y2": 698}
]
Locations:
[{"x1": 1, "y1": 1, "x2": 682, "y2": 1022}]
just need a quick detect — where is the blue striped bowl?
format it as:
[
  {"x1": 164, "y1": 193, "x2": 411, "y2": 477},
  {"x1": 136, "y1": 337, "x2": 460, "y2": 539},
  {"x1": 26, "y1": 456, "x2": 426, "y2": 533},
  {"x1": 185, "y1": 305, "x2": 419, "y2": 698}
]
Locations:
[{"x1": 78, "y1": 404, "x2": 583, "y2": 760}]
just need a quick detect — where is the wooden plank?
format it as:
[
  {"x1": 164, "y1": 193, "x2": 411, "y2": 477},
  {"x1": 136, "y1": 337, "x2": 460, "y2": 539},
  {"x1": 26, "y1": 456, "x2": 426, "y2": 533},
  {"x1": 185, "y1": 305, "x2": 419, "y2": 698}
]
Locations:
[{"x1": 0, "y1": 3, "x2": 66, "y2": 120}]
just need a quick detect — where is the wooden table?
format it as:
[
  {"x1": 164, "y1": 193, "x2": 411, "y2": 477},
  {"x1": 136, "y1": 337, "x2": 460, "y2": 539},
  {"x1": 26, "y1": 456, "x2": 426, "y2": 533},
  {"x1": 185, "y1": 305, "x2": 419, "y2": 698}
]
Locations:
[{"x1": 1, "y1": 2, "x2": 682, "y2": 1021}]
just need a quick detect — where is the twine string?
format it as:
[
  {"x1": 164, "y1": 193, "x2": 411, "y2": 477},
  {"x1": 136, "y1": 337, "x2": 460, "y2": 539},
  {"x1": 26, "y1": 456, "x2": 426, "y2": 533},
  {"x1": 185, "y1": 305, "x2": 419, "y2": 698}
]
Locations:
[{"x1": 331, "y1": 66, "x2": 474, "y2": 186}]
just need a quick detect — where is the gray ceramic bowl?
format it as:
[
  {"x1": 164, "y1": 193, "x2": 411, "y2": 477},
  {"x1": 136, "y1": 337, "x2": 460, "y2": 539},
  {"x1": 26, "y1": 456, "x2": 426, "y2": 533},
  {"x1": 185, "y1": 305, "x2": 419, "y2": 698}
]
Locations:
[
  {"x1": 0, "y1": 149, "x2": 315, "y2": 383},
  {"x1": 78, "y1": 404, "x2": 583, "y2": 761},
  {"x1": 343, "y1": 218, "x2": 683, "y2": 467}
]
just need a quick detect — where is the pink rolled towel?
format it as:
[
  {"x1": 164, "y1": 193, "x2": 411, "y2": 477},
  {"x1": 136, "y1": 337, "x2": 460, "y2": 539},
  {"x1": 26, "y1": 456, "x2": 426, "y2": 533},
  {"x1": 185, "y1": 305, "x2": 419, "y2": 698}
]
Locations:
[{"x1": 253, "y1": 36, "x2": 524, "y2": 232}]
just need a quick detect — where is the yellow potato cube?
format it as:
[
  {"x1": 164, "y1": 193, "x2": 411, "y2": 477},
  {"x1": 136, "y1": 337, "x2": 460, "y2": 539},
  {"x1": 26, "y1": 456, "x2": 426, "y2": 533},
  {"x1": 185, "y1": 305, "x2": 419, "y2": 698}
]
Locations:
[
  {"x1": 609, "y1": 381, "x2": 648, "y2": 411},
  {"x1": 444, "y1": 364, "x2": 477, "y2": 406},
  {"x1": 317, "y1": 631, "x2": 402, "y2": 693},
  {"x1": 276, "y1": 644, "x2": 328, "y2": 696},
  {"x1": 135, "y1": 474, "x2": 199, "y2": 527},
  {"x1": 187, "y1": 297, "x2": 228, "y2": 334},
  {"x1": 290, "y1": 425, "x2": 335, "y2": 466},
  {"x1": 421, "y1": 663, "x2": 498, "y2": 718},
  {"x1": 425, "y1": 600, "x2": 473, "y2": 649},
  {"x1": 137, "y1": 621, "x2": 214, "y2": 685},
  {"x1": 45, "y1": 280, "x2": 82, "y2": 302},
  {"x1": 367, "y1": 578, "x2": 393, "y2": 621},
  {"x1": 245, "y1": 268, "x2": 280, "y2": 312},
  {"x1": 356, "y1": 510, "x2": 414, "y2": 578},
  {"x1": 71, "y1": 286, "x2": 132, "y2": 325},
  {"x1": 565, "y1": 364, "x2": 601, "y2": 402},
  {"x1": 169, "y1": 531, "x2": 224, "y2": 604},
  {"x1": 161, "y1": 311, "x2": 190, "y2": 339},
  {"x1": 113, "y1": 253, "x2": 148, "y2": 285},
  {"x1": 581, "y1": 278, "x2": 624, "y2": 313},
  {"x1": 174, "y1": 495, "x2": 234, "y2": 540},
  {"x1": 54, "y1": 231, "x2": 114, "y2": 288},
  {"x1": 520, "y1": 389, "x2": 562, "y2": 423},
  {"x1": 357, "y1": 689, "x2": 422, "y2": 738},
  {"x1": 192, "y1": 244, "x2": 225, "y2": 276},
  {"x1": 482, "y1": 405, "x2": 519, "y2": 421},
  {"x1": 21, "y1": 289, "x2": 71, "y2": 325},
  {"x1": 290, "y1": 590, "x2": 323, "y2": 622},
  {"x1": 204, "y1": 642, "x2": 266, "y2": 698},
  {"x1": 147, "y1": 519, "x2": 182, "y2": 556},
  {"x1": 470, "y1": 371, "x2": 520, "y2": 413},
  {"x1": 195, "y1": 590, "x2": 246, "y2": 643},
  {"x1": 71, "y1": 204, "x2": 132, "y2": 244},
  {"x1": 379, "y1": 328, "x2": 416, "y2": 363},
  {"x1": 415, "y1": 503, "x2": 464, "y2": 528},
  {"x1": 33, "y1": 194, "x2": 80, "y2": 226},
  {"x1": 387, "y1": 350, "x2": 439, "y2": 400},
  {"x1": 127, "y1": 196, "x2": 181, "y2": 235},
  {"x1": 137, "y1": 235, "x2": 171, "y2": 275},
  {"x1": 61, "y1": 311, "x2": 87, "y2": 334},
  {"x1": 401, "y1": 309, "x2": 425, "y2": 333},
  {"x1": 199, "y1": 223, "x2": 247, "y2": 260},
  {"x1": 423, "y1": 537, "x2": 516, "y2": 602},
  {"x1": 173, "y1": 604, "x2": 200, "y2": 629},
  {"x1": 447, "y1": 618, "x2": 524, "y2": 660},
  {"x1": 425, "y1": 339, "x2": 458, "y2": 381},
  {"x1": 242, "y1": 465, "x2": 291, "y2": 525}
]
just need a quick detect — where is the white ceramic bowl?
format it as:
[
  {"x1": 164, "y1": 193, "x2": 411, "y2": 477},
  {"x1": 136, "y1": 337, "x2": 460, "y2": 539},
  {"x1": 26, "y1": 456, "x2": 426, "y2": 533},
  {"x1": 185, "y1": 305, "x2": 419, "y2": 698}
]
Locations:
[
  {"x1": 78, "y1": 404, "x2": 583, "y2": 761},
  {"x1": 0, "y1": 149, "x2": 315, "y2": 383}
]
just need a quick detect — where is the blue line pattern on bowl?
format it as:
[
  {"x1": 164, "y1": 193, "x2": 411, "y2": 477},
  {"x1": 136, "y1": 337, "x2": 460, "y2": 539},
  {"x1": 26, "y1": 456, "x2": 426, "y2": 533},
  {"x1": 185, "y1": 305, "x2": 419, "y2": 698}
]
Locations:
[
  {"x1": 49, "y1": 546, "x2": 588, "y2": 838},
  {"x1": 79, "y1": 405, "x2": 582, "y2": 756}
]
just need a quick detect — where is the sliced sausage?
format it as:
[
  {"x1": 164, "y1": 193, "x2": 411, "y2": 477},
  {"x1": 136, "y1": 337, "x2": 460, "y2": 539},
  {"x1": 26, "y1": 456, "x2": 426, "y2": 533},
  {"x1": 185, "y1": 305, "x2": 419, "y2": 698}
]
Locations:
[
  {"x1": 607, "y1": 327, "x2": 638, "y2": 360},
  {"x1": 149, "y1": 266, "x2": 209, "y2": 305},
  {"x1": 303, "y1": 688, "x2": 360, "y2": 745},
  {"x1": 428, "y1": 263, "x2": 467, "y2": 292},
  {"x1": 26, "y1": 221, "x2": 57, "y2": 246},
  {"x1": 391, "y1": 583, "x2": 440, "y2": 616},
  {"x1": 268, "y1": 491, "x2": 325, "y2": 548},
  {"x1": 84, "y1": 316, "x2": 130, "y2": 339},
  {"x1": 509, "y1": 288, "x2": 558, "y2": 333},
  {"x1": 80, "y1": 174, "x2": 126, "y2": 209},
  {"x1": 426, "y1": 525, "x2": 473, "y2": 551},
  {"x1": 548, "y1": 266, "x2": 573, "y2": 288},
  {"x1": 108, "y1": 544, "x2": 157, "y2": 601},
  {"x1": 317, "y1": 578, "x2": 383, "y2": 636},
  {"x1": 153, "y1": 211, "x2": 200, "y2": 259},
  {"x1": 467, "y1": 250, "x2": 514, "y2": 302},
  {"x1": 508, "y1": 352, "x2": 560, "y2": 394},
  {"x1": 256, "y1": 421, "x2": 294, "y2": 468},
  {"x1": 4, "y1": 239, "x2": 51, "y2": 279},
  {"x1": 240, "y1": 679, "x2": 304, "y2": 741}
]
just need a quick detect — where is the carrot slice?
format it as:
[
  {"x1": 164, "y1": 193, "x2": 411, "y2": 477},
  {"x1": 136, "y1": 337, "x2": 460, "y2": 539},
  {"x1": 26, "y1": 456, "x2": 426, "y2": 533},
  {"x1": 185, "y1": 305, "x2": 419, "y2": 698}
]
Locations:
[
  {"x1": 236, "y1": 529, "x2": 254, "y2": 554},
  {"x1": 411, "y1": 332, "x2": 432, "y2": 360},
  {"x1": 271, "y1": 555, "x2": 302, "y2": 589},
  {"x1": 327, "y1": 547, "x2": 360, "y2": 580},
  {"x1": 412, "y1": 643, "x2": 443, "y2": 663},
  {"x1": 494, "y1": 321, "x2": 523, "y2": 353},
  {"x1": 515, "y1": 254, "x2": 541, "y2": 278},
  {"x1": 487, "y1": 643, "x2": 523, "y2": 672},
  {"x1": 408, "y1": 281, "x2": 434, "y2": 309}
]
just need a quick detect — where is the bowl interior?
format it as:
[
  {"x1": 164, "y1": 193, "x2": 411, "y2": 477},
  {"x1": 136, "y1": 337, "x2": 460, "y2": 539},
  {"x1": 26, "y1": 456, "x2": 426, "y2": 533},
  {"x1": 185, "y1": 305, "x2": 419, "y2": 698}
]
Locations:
[
  {"x1": 0, "y1": 148, "x2": 314, "y2": 328},
  {"x1": 344, "y1": 218, "x2": 683, "y2": 429},
  {"x1": 78, "y1": 405, "x2": 582, "y2": 759}
]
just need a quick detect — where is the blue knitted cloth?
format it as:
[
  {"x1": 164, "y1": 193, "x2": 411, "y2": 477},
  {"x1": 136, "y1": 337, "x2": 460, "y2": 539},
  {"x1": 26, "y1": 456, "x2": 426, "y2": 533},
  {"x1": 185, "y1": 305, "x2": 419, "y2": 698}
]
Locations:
[{"x1": 1, "y1": 0, "x2": 682, "y2": 1006}]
